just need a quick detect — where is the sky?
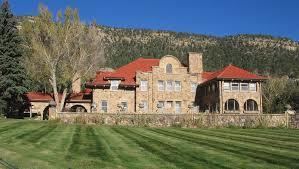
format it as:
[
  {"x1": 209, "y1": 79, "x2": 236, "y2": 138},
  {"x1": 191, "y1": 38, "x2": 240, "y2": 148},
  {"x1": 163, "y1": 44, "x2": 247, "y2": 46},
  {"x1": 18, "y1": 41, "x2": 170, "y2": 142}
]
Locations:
[{"x1": 9, "y1": 0, "x2": 299, "y2": 41}]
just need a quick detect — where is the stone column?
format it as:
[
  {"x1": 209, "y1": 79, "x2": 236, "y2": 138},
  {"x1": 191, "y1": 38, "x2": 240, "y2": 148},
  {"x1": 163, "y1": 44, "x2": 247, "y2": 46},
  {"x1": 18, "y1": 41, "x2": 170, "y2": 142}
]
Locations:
[
  {"x1": 48, "y1": 100, "x2": 57, "y2": 120},
  {"x1": 219, "y1": 81, "x2": 223, "y2": 114}
]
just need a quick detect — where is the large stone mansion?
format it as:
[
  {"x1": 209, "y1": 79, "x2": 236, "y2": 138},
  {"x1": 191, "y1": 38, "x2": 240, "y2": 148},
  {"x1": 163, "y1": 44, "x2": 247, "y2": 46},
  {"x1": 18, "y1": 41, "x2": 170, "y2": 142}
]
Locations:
[{"x1": 25, "y1": 52, "x2": 266, "y2": 118}]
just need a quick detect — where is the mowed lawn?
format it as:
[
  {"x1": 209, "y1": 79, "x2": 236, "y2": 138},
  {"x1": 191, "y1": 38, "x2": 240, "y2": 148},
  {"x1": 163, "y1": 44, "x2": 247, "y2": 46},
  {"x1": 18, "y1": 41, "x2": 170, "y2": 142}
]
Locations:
[{"x1": 0, "y1": 120, "x2": 299, "y2": 169}]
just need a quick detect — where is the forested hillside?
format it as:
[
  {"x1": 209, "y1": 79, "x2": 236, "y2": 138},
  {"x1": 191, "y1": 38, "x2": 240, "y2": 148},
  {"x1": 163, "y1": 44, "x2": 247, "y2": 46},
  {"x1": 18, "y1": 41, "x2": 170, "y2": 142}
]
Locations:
[{"x1": 18, "y1": 16, "x2": 299, "y2": 78}]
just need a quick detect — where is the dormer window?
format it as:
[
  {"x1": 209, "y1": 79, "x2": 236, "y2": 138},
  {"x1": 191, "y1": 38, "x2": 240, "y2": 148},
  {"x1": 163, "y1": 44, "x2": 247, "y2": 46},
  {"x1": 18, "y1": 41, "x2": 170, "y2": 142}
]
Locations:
[
  {"x1": 110, "y1": 80, "x2": 120, "y2": 91},
  {"x1": 166, "y1": 64, "x2": 172, "y2": 74}
]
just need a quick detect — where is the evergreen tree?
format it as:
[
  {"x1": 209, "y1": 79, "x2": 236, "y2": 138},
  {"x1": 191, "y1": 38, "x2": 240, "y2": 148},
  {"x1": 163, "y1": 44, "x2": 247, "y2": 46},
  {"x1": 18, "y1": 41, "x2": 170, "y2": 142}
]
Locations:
[{"x1": 0, "y1": 0, "x2": 27, "y2": 116}]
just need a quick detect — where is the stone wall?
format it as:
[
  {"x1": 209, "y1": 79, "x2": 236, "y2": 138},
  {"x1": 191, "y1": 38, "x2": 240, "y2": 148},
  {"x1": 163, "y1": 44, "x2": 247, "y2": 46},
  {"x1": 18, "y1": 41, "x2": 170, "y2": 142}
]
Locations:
[
  {"x1": 56, "y1": 112, "x2": 290, "y2": 128},
  {"x1": 93, "y1": 88, "x2": 135, "y2": 113}
]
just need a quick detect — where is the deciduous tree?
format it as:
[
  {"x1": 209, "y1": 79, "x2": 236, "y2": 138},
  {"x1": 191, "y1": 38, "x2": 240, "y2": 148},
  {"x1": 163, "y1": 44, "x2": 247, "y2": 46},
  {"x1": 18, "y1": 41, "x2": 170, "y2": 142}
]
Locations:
[{"x1": 21, "y1": 5, "x2": 104, "y2": 112}]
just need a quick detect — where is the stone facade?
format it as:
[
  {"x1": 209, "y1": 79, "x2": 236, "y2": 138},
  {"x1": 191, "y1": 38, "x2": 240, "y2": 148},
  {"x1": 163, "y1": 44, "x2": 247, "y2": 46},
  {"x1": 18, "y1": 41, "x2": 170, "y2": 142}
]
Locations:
[
  {"x1": 90, "y1": 52, "x2": 266, "y2": 114},
  {"x1": 198, "y1": 80, "x2": 263, "y2": 114},
  {"x1": 92, "y1": 54, "x2": 201, "y2": 114}
]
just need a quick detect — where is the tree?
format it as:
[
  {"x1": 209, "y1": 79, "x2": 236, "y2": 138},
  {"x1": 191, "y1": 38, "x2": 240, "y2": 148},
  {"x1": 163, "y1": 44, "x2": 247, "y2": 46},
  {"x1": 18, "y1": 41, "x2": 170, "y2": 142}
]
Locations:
[
  {"x1": 262, "y1": 76, "x2": 298, "y2": 113},
  {"x1": 21, "y1": 5, "x2": 104, "y2": 112},
  {"x1": 0, "y1": 0, "x2": 27, "y2": 115}
]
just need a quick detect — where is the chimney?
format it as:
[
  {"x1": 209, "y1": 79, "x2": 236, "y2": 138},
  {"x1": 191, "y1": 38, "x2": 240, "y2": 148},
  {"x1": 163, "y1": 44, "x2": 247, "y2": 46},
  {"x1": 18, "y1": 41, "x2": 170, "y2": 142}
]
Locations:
[
  {"x1": 72, "y1": 73, "x2": 81, "y2": 93},
  {"x1": 188, "y1": 52, "x2": 203, "y2": 74}
]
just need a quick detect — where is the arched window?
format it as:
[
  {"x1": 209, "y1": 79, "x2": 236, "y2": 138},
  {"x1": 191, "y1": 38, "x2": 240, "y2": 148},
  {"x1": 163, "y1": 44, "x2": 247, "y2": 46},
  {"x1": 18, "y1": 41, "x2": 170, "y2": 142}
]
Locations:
[
  {"x1": 244, "y1": 99, "x2": 258, "y2": 111},
  {"x1": 224, "y1": 99, "x2": 239, "y2": 111},
  {"x1": 166, "y1": 64, "x2": 172, "y2": 73},
  {"x1": 70, "y1": 105, "x2": 87, "y2": 112}
]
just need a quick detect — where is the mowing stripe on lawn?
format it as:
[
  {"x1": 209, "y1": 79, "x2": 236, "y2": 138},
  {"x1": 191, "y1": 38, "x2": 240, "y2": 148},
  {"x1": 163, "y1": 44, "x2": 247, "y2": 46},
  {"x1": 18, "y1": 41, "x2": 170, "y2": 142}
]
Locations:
[
  {"x1": 212, "y1": 128, "x2": 299, "y2": 142},
  {"x1": 0, "y1": 121, "x2": 28, "y2": 134},
  {"x1": 179, "y1": 128, "x2": 299, "y2": 152},
  {"x1": 107, "y1": 127, "x2": 173, "y2": 169},
  {"x1": 135, "y1": 127, "x2": 270, "y2": 169},
  {"x1": 65, "y1": 125, "x2": 82, "y2": 160},
  {"x1": 167, "y1": 128, "x2": 299, "y2": 159},
  {"x1": 149, "y1": 128, "x2": 296, "y2": 168},
  {"x1": 241, "y1": 128, "x2": 299, "y2": 137},
  {"x1": 114, "y1": 127, "x2": 232, "y2": 169}
]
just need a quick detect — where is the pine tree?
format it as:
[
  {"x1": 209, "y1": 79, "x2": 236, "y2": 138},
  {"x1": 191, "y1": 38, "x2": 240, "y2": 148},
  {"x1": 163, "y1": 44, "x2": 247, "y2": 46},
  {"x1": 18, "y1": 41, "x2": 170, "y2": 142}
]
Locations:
[{"x1": 0, "y1": 0, "x2": 27, "y2": 116}]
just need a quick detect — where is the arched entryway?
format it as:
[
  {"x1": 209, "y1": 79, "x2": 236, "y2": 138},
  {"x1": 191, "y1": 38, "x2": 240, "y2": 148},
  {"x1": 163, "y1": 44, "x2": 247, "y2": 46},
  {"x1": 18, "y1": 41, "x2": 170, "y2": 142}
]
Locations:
[
  {"x1": 43, "y1": 106, "x2": 50, "y2": 120},
  {"x1": 224, "y1": 99, "x2": 239, "y2": 112},
  {"x1": 244, "y1": 99, "x2": 258, "y2": 111},
  {"x1": 70, "y1": 105, "x2": 87, "y2": 112}
]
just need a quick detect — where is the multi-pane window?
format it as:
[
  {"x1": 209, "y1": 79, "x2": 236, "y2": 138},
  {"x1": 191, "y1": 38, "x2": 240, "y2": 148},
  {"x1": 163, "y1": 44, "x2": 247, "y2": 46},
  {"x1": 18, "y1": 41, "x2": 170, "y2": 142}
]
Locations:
[
  {"x1": 231, "y1": 83, "x2": 239, "y2": 91},
  {"x1": 224, "y1": 99, "x2": 239, "y2": 112},
  {"x1": 191, "y1": 83, "x2": 197, "y2": 93},
  {"x1": 101, "y1": 100, "x2": 108, "y2": 112},
  {"x1": 121, "y1": 102, "x2": 128, "y2": 112},
  {"x1": 158, "y1": 101, "x2": 164, "y2": 109},
  {"x1": 166, "y1": 80, "x2": 173, "y2": 91},
  {"x1": 175, "y1": 81, "x2": 181, "y2": 91},
  {"x1": 140, "y1": 80, "x2": 148, "y2": 91},
  {"x1": 110, "y1": 80, "x2": 120, "y2": 91},
  {"x1": 166, "y1": 64, "x2": 172, "y2": 73},
  {"x1": 241, "y1": 83, "x2": 249, "y2": 91},
  {"x1": 166, "y1": 101, "x2": 173, "y2": 109},
  {"x1": 249, "y1": 83, "x2": 256, "y2": 91},
  {"x1": 158, "y1": 80, "x2": 164, "y2": 91},
  {"x1": 175, "y1": 101, "x2": 182, "y2": 113},
  {"x1": 141, "y1": 100, "x2": 148, "y2": 112},
  {"x1": 223, "y1": 82, "x2": 230, "y2": 91},
  {"x1": 244, "y1": 99, "x2": 258, "y2": 111}
]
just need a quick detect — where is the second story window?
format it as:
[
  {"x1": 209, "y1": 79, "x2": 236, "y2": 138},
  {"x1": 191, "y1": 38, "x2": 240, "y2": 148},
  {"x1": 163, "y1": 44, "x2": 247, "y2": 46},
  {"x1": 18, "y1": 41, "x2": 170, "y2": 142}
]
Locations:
[
  {"x1": 158, "y1": 80, "x2": 164, "y2": 91},
  {"x1": 175, "y1": 81, "x2": 181, "y2": 91},
  {"x1": 166, "y1": 64, "x2": 172, "y2": 73},
  {"x1": 231, "y1": 83, "x2": 239, "y2": 91},
  {"x1": 223, "y1": 82, "x2": 230, "y2": 91},
  {"x1": 110, "y1": 80, "x2": 120, "y2": 91},
  {"x1": 166, "y1": 80, "x2": 173, "y2": 91},
  {"x1": 140, "y1": 80, "x2": 148, "y2": 91},
  {"x1": 241, "y1": 83, "x2": 249, "y2": 91},
  {"x1": 249, "y1": 83, "x2": 256, "y2": 91},
  {"x1": 191, "y1": 83, "x2": 197, "y2": 93}
]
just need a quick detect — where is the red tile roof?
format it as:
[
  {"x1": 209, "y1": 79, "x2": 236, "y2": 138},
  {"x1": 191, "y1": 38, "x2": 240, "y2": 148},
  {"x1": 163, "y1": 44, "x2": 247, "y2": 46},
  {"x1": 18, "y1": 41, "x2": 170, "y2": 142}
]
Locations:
[
  {"x1": 87, "y1": 58, "x2": 160, "y2": 87},
  {"x1": 201, "y1": 64, "x2": 266, "y2": 83},
  {"x1": 25, "y1": 89, "x2": 92, "y2": 103}
]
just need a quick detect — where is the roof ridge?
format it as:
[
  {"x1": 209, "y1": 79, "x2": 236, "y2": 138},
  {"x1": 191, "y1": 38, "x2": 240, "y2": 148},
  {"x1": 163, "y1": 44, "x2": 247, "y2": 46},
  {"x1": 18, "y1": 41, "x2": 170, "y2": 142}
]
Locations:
[{"x1": 217, "y1": 64, "x2": 232, "y2": 78}]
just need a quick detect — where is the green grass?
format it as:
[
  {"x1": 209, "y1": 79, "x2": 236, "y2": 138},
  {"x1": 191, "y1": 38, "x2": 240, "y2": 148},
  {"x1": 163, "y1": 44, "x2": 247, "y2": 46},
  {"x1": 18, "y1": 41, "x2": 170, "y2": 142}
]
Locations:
[{"x1": 0, "y1": 120, "x2": 298, "y2": 169}]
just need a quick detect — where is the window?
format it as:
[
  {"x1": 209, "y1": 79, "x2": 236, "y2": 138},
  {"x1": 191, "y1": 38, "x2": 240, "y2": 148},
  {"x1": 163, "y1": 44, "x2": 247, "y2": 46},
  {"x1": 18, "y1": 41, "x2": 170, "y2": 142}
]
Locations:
[
  {"x1": 175, "y1": 81, "x2": 181, "y2": 91},
  {"x1": 175, "y1": 101, "x2": 182, "y2": 113},
  {"x1": 158, "y1": 101, "x2": 164, "y2": 109},
  {"x1": 121, "y1": 102, "x2": 128, "y2": 112},
  {"x1": 244, "y1": 99, "x2": 258, "y2": 111},
  {"x1": 158, "y1": 80, "x2": 164, "y2": 91},
  {"x1": 166, "y1": 80, "x2": 173, "y2": 91},
  {"x1": 140, "y1": 80, "x2": 148, "y2": 91},
  {"x1": 110, "y1": 80, "x2": 120, "y2": 91},
  {"x1": 224, "y1": 99, "x2": 239, "y2": 112},
  {"x1": 101, "y1": 100, "x2": 108, "y2": 112},
  {"x1": 249, "y1": 83, "x2": 256, "y2": 91},
  {"x1": 166, "y1": 64, "x2": 172, "y2": 73},
  {"x1": 191, "y1": 83, "x2": 197, "y2": 93},
  {"x1": 141, "y1": 100, "x2": 148, "y2": 112},
  {"x1": 223, "y1": 82, "x2": 230, "y2": 91},
  {"x1": 166, "y1": 101, "x2": 173, "y2": 109},
  {"x1": 231, "y1": 83, "x2": 239, "y2": 91},
  {"x1": 240, "y1": 83, "x2": 249, "y2": 91}
]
